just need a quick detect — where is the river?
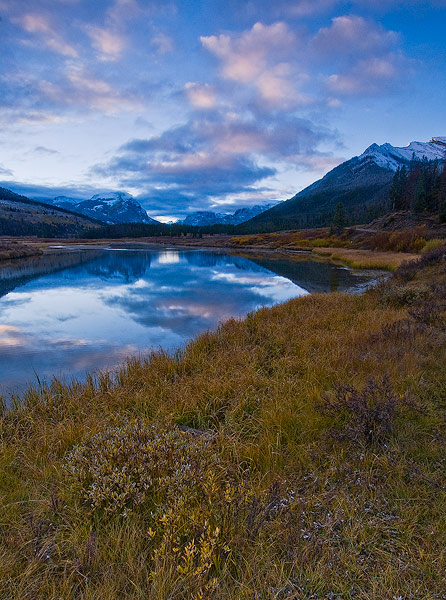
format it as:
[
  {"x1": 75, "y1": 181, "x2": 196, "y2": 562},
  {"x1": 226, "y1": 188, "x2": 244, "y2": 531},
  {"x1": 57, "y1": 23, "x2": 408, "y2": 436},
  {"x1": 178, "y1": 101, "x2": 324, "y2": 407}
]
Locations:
[{"x1": 0, "y1": 246, "x2": 382, "y2": 398}]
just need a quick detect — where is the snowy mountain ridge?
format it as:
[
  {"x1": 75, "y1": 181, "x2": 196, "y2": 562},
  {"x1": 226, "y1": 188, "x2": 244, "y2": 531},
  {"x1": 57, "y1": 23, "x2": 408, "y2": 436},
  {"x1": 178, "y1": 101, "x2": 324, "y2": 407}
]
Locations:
[
  {"x1": 180, "y1": 204, "x2": 277, "y2": 227},
  {"x1": 359, "y1": 136, "x2": 446, "y2": 172},
  {"x1": 89, "y1": 191, "x2": 135, "y2": 206},
  {"x1": 49, "y1": 192, "x2": 158, "y2": 225}
]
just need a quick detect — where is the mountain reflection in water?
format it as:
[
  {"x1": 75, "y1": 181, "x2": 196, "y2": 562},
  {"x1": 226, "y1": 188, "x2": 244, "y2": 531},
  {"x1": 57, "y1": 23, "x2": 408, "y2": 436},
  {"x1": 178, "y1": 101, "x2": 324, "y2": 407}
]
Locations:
[{"x1": 0, "y1": 248, "x2": 378, "y2": 398}]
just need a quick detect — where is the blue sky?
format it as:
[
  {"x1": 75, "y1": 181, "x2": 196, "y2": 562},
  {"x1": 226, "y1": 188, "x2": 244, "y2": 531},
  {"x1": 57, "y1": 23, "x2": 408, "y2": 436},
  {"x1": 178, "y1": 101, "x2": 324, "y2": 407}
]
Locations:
[{"x1": 0, "y1": 0, "x2": 445, "y2": 221}]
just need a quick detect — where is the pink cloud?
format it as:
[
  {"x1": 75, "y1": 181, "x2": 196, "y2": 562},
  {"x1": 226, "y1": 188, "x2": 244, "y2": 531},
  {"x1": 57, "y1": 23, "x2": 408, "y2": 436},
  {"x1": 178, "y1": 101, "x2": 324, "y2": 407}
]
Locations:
[
  {"x1": 13, "y1": 13, "x2": 78, "y2": 57},
  {"x1": 312, "y1": 16, "x2": 412, "y2": 98},
  {"x1": 326, "y1": 55, "x2": 405, "y2": 95},
  {"x1": 184, "y1": 83, "x2": 218, "y2": 109},
  {"x1": 201, "y1": 22, "x2": 304, "y2": 107},
  {"x1": 85, "y1": 25, "x2": 127, "y2": 61},
  {"x1": 312, "y1": 15, "x2": 399, "y2": 58}
]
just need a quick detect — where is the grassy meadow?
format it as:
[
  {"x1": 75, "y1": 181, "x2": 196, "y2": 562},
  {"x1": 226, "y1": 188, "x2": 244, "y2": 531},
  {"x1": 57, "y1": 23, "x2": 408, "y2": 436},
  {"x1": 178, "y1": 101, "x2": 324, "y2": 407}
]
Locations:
[
  {"x1": 1, "y1": 246, "x2": 446, "y2": 599},
  {"x1": 228, "y1": 226, "x2": 444, "y2": 270}
]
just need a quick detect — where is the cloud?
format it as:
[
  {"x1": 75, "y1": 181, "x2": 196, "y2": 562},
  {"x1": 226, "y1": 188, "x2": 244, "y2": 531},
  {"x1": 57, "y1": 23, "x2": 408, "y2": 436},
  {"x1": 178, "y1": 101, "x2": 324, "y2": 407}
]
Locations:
[
  {"x1": 34, "y1": 146, "x2": 59, "y2": 155},
  {"x1": 0, "y1": 63, "x2": 143, "y2": 117},
  {"x1": 222, "y1": 0, "x2": 446, "y2": 19},
  {"x1": 12, "y1": 13, "x2": 78, "y2": 57},
  {"x1": 113, "y1": 112, "x2": 334, "y2": 163},
  {"x1": 92, "y1": 111, "x2": 338, "y2": 217},
  {"x1": 0, "y1": 165, "x2": 13, "y2": 176},
  {"x1": 310, "y1": 15, "x2": 412, "y2": 97},
  {"x1": 326, "y1": 54, "x2": 408, "y2": 95},
  {"x1": 85, "y1": 25, "x2": 127, "y2": 61},
  {"x1": 184, "y1": 83, "x2": 218, "y2": 109},
  {"x1": 151, "y1": 32, "x2": 175, "y2": 54},
  {"x1": 106, "y1": 0, "x2": 142, "y2": 24},
  {"x1": 201, "y1": 22, "x2": 303, "y2": 107},
  {"x1": 0, "y1": 180, "x2": 98, "y2": 200},
  {"x1": 312, "y1": 15, "x2": 398, "y2": 60},
  {"x1": 284, "y1": 0, "x2": 339, "y2": 16},
  {"x1": 200, "y1": 16, "x2": 410, "y2": 107}
]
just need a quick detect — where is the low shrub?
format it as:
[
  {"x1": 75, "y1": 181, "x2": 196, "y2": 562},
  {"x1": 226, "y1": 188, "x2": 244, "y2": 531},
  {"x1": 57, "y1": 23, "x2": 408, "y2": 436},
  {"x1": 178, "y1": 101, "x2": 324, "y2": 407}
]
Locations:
[
  {"x1": 377, "y1": 284, "x2": 431, "y2": 308},
  {"x1": 64, "y1": 421, "x2": 292, "y2": 596},
  {"x1": 396, "y1": 243, "x2": 446, "y2": 280},
  {"x1": 318, "y1": 377, "x2": 415, "y2": 447},
  {"x1": 64, "y1": 421, "x2": 218, "y2": 514},
  {"x1": 367, "y1": 227, "x2": 427, "y2": 253},
  {"x1": 421, "y1": 238, "x2": 446, "y2": 253}
]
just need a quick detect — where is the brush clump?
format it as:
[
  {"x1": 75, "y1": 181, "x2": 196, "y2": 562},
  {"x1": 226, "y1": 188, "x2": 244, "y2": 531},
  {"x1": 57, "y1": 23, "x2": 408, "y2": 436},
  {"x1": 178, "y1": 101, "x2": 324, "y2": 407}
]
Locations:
[{"x1": 65, "y1": 421, "x2": 214, "y2": 514}]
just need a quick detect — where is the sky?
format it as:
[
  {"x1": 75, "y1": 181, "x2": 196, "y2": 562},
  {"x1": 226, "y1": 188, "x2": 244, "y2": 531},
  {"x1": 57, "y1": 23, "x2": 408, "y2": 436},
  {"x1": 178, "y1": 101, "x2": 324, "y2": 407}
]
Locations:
[{"x1": 0, "y1": 0, "x2": 445, "y2": 221}]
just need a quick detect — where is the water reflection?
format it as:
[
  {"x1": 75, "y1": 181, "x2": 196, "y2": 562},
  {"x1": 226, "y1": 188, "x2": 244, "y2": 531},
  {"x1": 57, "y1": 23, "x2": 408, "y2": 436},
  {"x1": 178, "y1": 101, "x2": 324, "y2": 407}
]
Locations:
[{"x1": 0, "y1": 248, "x2": 378, "y2": 397}]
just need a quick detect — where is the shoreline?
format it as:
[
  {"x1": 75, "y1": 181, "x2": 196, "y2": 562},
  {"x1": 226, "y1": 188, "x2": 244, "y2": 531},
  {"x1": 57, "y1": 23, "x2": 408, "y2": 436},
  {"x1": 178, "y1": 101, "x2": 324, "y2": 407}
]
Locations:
[{"x1": 0, "y1": 234, "x2": 421, "y2": 271}]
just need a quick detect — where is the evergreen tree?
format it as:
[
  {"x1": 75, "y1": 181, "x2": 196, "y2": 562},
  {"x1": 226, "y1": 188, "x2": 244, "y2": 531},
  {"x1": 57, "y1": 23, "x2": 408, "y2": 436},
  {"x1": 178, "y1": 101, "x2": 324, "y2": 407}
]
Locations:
[
  {"x1": 389, "y1": 165, "x2": 409, "y2": 210},
  {"x1": 438, "y1": 165, "x2": 446, "y2": 223},
  {"x1": 414, "y1": 171, "x2": 427, "y2": 213},
  {"x1": 331, "y1": 202, "x2": 346, "y2": 234}
]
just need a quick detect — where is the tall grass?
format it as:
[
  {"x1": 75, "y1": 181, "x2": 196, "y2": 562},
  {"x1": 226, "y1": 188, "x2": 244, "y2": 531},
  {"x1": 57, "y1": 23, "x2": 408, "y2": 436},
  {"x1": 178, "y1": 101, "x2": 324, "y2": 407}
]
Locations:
[
  {"x1": 1, "y1": 250, "x2": 446, "y2": 598},
  {"x1": 311, "y1": 247, "x2": 420, "y2": 270}
]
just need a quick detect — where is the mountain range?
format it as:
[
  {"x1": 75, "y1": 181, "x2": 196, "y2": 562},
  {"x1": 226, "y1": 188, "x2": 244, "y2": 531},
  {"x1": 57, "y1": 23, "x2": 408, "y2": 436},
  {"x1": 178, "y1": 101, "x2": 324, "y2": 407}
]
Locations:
[
  {"x1": 2, "y1": 136, "x2": 445, "y2": 236},
  {"x1": 47, "y1": 192, "x2": 159, "y2": 225},
  {"x1": 180, "y1": 204, "x2": 277, "y2": 227},
  {"x1": 241, "y1": 136, "x2": 446, "y2": 232}
]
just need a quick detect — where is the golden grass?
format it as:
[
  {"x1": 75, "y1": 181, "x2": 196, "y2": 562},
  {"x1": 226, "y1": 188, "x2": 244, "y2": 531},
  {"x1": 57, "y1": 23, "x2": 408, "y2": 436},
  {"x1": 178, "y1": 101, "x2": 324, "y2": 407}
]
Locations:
[
  {"x1": 311, "y1": 247, "x2": 420, "y2": 270},
  {"x1": 1, "y1": 253, "x2": 446, "y2": 598},
  {"x1": 0, "y1": 240, "x2": 42, "y2": 261},
  {"x1": 228, "y1": 230, "x2": 347, "y2": 251}
]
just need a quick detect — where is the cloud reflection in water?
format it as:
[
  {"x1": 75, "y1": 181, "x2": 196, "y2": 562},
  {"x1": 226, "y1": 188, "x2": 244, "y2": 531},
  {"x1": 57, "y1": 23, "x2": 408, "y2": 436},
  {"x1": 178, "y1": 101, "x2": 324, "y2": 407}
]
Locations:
[{"x1": 0, "y1": 248, "x2": 376, "y2": 397}]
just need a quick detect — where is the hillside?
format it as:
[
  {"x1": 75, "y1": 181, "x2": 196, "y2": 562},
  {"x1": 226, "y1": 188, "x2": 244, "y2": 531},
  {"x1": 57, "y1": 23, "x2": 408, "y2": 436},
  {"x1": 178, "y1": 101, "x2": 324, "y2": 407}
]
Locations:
[
  {"x1": 1, "y1": 246, "x2": 445, "y2": 598},
  {"x1": 0, "y1": 188, "x2": 102, "y2": 237},
  {"x1": 241, "y1": 136, "x2": 446, "y2": 232}
]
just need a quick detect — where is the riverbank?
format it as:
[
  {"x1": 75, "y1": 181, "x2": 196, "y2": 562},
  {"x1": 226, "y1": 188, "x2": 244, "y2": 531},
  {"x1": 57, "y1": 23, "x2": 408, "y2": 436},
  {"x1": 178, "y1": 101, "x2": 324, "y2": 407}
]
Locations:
[
  {"x1": 0, "y1": 240, "x2": 42, "y2": 261},
  {"x1": 1, "y1": 244, "x2": 445, "y2": 598},
  {"x1": 310, "y1": 247, "x2": 419, "y2": 270},
  {"x1": 0, "y1": 233, "x2": 421, "y2": 272}
]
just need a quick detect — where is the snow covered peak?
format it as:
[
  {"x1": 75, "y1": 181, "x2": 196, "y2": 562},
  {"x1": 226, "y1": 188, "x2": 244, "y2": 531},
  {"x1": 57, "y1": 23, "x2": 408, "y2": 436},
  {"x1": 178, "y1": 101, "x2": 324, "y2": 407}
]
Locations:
[
  {"x1": 50, "y1": 191, "x2": 158, "y2": 224},
  {"x1": 430, "y1": 137, "x2": 446, "y2": 146},
  {"x1": 90, "y1": 191, "x2": 135, "y2": 205},
  {"x1": 53, "y1": 196, "x2": 81, "y2": 205},
  {"x1": 358, "y1": 137, "x2": 446, "y2": 172},
  {"x1": 180, "y1": 203, "x2": 276, "y2": 226}
]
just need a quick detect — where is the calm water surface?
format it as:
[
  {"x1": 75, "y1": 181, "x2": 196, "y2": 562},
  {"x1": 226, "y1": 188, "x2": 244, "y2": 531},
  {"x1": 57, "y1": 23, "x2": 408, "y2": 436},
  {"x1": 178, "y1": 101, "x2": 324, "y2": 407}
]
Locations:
[{"x1": 0, "y1": 247, "x2": 380, "y2": 397}]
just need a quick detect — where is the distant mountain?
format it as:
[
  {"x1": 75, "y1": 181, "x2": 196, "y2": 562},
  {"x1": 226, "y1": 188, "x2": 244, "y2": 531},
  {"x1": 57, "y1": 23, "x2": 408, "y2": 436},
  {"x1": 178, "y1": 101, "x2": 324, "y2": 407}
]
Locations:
[
  {"x1": 0, "y1": 187, "x2": 101, "y2": 237},
  {"x1": 49, "y1": 192, "x2": 159, "y2": 225},
  {"x1": 241, "y1": 136, "x2": 446, "y2": 232},
  {"x1": 181, "y1": 204, "x2": 276, "y2": 227}
]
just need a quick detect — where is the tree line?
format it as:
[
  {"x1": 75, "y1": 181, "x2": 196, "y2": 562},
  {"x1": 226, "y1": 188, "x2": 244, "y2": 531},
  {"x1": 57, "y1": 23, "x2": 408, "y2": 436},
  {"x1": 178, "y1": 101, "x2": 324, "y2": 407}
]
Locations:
[{"x1": 390, "y1": 156, "x2": 446, "y2": 221}]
